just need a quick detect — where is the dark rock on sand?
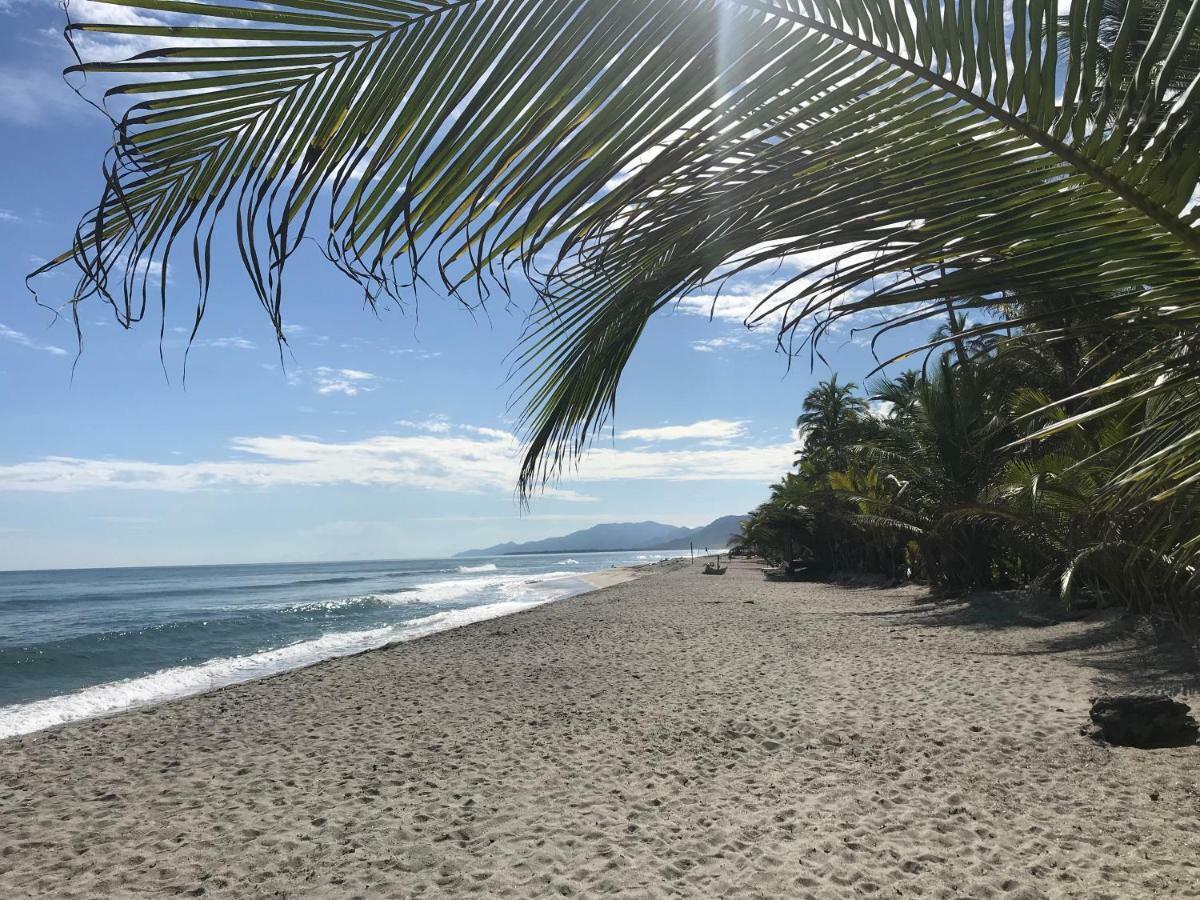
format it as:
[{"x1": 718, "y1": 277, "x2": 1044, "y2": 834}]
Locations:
[{"x1": 1087, "y1": 695, "x2": 1199, "y2": 749}]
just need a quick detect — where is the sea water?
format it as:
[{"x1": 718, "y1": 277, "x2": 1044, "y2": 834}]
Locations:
[{"x1": 0, "y1": 551, "x2": 675, "y2": 738}]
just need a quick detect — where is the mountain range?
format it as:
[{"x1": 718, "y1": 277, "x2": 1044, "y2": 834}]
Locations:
[{"x1": 454, "y1": 515, "x2": 747, "y2": 557}]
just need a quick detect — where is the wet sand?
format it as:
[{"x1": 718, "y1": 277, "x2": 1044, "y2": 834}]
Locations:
[{"x1": 1, "y1": 558, "x2": 1197, "y2": 898}]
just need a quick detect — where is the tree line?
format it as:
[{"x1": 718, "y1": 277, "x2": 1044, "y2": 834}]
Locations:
[{"x1": 737, "y1": 305, "x2": 1199, "y2": 637}]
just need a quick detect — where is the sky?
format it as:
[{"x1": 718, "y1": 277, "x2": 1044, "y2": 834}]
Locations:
[{"x1": 0, "y1": 0, "x2": 924, "y2": 570}]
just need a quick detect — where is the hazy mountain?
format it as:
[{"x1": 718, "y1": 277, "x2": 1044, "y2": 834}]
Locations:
[
  {"x1": 647, "y1": 515, "x2": 748, "y2": 551},
  {"x1": 455, "y1": 516, "x2": 746, "y2": 557}
]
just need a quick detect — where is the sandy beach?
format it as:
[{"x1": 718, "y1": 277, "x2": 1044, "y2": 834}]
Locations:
[{"x1": 1, "y1": 558, "x2": 1197, "y2": 898}]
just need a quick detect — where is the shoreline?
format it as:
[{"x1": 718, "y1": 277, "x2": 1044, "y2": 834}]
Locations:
[
  {"x1": 2, "y1": 559, "x2": 1197, "y2": 897},
  {"x1": 0, "y1": 560, "x2": 670, "y2": 743}
]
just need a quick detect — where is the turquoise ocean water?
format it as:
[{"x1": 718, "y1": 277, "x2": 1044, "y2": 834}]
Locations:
[{"x1": 0, "y1": 551, "x2": 673, "y2": 738}]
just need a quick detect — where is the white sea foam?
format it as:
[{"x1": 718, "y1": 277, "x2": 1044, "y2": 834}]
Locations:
[
  {"x1": 456, "y1": 562, "x2": 498, "y2": 573},
  {"x1": 411, "y1": 570, "x2": 576, "y2": 605},
  {"x1": 558, "y1": 559, "x2": 579, "y2": 565},
  {"x1": 363, "y1": 590, "x2": 425, "y2": 605},
  {"x1": 0, "y1": 590, "x2": 577, "y2": 740}
]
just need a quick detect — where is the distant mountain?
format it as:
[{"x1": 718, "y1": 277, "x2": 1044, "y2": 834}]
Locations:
[
  {"x1": 647, "y1": 515, "x2": 748, "y2": 551},
  {"x1": 454, "y1": 515, "x2": 747, "y2": 558}
]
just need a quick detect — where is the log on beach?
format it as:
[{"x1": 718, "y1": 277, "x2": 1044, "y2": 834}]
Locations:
[{"x1": 1087, "y1": 694, "x2": 1199, "y2": 749}]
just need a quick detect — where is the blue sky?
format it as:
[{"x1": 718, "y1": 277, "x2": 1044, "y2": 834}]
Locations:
[{"x1": 0, "y1": 0, "x2": 922, "y2": 569}]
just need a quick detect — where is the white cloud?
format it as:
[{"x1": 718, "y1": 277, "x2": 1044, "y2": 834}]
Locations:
[
  {"x1": 0, "y1": 209, "x2": 20, "y2": 223},
  {"x1": 0, "y1": 67, "x2": 77, "y2": 125},
  {"x1": 2, "y1": 0, "x2": 266, "y2": 130},
  {"x1": 0, "y1": 422, "x2": 793, "y2": 495},
  {"x1": 390, "y1": 347, "x2": 442, "y2": 359},
  {"x1": 540, "y1": 487, "x2": 598, "y2": 502},
  {"x1": 291, "y1": 326, "x2": 329, "y2": 345},
  {"x1": 0, "y1": 0, "x2": 185, "y2": 125},
  {"x1": 202, "y1": 336, "x2": 255, "y2": 351},
  {"x1": 123, "y1": 258, "x2": 167, "y2": 283},
  {"x1": 312, "y1": 367, "x2": 376, "y2": 396},
  {"x1": 691, "y1": 335, "x2": 755, "y2": 352},
  {"x1": 0, "y1": 322, "x2": 69, "y2": 356},
  {"x1": 264, "y1": 363, "x2": 377, "y2": 396},
  {"x1": 617, "y1": 419, "x2": 747, "y2": 442},
  {"x1": 56, "y1": 0, "x2": 184, "y2": 62},
  {"x1": 459, "y1": 424, "x2": 511, "y2": 439},
  {"x1": 676, "y1": 278, "x2": 790, "y2": 326},
  {"x1": 396, "y1": 415, "x2": 452, "y2": 434},
  {"x1": 580, "y1": 442, "x2": 790, "y2": 482},
  {"x1": 672, "y1": 245, "x2": 883, "y2": 332}
]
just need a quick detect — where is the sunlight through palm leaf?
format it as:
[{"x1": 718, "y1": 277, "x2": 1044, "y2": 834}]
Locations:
[{"x1": 34, "y1": 0, "x2": 1200, "y2": 499}]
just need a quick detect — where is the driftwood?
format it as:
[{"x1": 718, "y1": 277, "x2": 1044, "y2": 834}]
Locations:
[{"x1": 1086, "y1": 695, "x2": 1198, "y2": 749}]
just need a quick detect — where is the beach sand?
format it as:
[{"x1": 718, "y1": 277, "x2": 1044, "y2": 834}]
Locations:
[
  {"x1": 1, "y1": 559, "x2": 1197, "y2": 898},
  {"x1": 578, "y1": 565, "x2": 646, "y2": 590}
]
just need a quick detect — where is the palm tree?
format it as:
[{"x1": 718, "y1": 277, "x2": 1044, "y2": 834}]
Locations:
[
  {"x1": 984, "y1": 382, "x2": 1200, "y2": 626},
  {"x1": 34, "y1": 0, "x2": 1200, "y2": 499},
  {"x1": 852, "y1": 357, "x2": 1016, "y2": 591},
  {"x1": 738, "y1": 307, "x2": 1199, "y2": 622},
  {"x1": 868, "y1": 371, "x2": 921, "y2": 422},
  {"x1": 737, "y1": 496, "x2": 814, "y2": 567},
  {"x1": 795, "y1": 376, "x2": 868, "y2": 470}
]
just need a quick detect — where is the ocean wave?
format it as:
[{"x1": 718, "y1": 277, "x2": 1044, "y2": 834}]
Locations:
[
  {"x1": 0, "y1": 594, "x2": 567, "y2": 740},
  {"x1": 414, "y1": 570, "x2": 579, "y2": 605},
  {"x1": 3, "y1": 576, "x2": 577, "y2": 666},
  {"x1": 286, "y1": 588, "x2": 417, "y2": 612},
  {"x1": 1, "y1": 591, "x2": 427, "y2": 663},
  {"x1": 456, "y1": 563, "x2": 498, "y2": 573},
  {"x1": 0, "y1": 572, "x2": 425, "y2": 610},
  {"x1": 558, "y1": 559, "x2": 579, "y2": 565},
  {"x1": 0, "y1": 626, "x2": 394, "y2": 739}
]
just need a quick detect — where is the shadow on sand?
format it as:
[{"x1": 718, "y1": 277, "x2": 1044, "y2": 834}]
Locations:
[{"x1": 853, "y1": 586, "x2": 1200, "y2": 697}]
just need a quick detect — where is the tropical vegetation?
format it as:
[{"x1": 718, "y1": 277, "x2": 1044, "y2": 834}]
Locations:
[
  {"x1": 32, "y1": 0, "x2": 1200, "y2": 628},
  {"x1": 736, "y1": 308, "x2": 1200, "y2": 635}
]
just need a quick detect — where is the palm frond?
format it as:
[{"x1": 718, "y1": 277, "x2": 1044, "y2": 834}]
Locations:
[
  {"x1": 851, "y1": 513, "x2": 926, "y2": 537},
  {"x1": 34, "y1": 0, "x2": 1200, "y2": 497}
]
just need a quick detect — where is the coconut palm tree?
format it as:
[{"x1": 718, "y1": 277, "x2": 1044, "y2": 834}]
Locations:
[
  {"x1": 868, "y1": 370, "x2": 921, "y2": 421},
  {"x1": 795, "y1": 376, "x2": 868, "y2": 470},
  {"x1": 737, "y1": 490, "x2": 814, "y2": 566},
  {"x1": 34, "y1": 0, "x2": 1200, "y2": 498},
  {"x1": 982, "y1": 381, "x2": 1200, "y2": 627},
  {"x1": 850, "y1": 356, "x2": 1016, "y2": 590}
]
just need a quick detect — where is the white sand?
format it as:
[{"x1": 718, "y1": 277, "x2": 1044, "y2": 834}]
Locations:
[
  {"x1": 1, "y1": 559, "x2": 1197, "y2": 898},
  {"x1": 578, "y1": 564, "x2": 645, "y2": 590}
]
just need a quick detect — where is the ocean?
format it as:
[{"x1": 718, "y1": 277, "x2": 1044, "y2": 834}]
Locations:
[{"x1": 0, "y1": 551, "x2": 676, "y2": 739}]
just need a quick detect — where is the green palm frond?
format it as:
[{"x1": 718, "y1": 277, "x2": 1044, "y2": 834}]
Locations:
[
  {"x1": 938, "y1": 503, "x2": 1067, "y2": 554},
  {"x1": 990, "y1": 453, "x2": 1098, "y2": 506},
  {"x1": 851, "y1": 513, "x2": 926, "y2": 537},
  {"x1": 1008, "y1": 387, "x2": 1061, "y2": 423},
  {"x1": 34, "y1": 0, "x2": 1200, "y2": 496},
  {"x1": 1060, "y1": 539, "x2": 1162, "y2": 605}
]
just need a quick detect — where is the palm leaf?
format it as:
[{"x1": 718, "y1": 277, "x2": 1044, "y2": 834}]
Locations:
[
  {"x1": 851, "y1": 513, "x2": 926, "y2": 537},
  {"x1": 33, "y1": 0, "x2": 1200, "y2": 496}
]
